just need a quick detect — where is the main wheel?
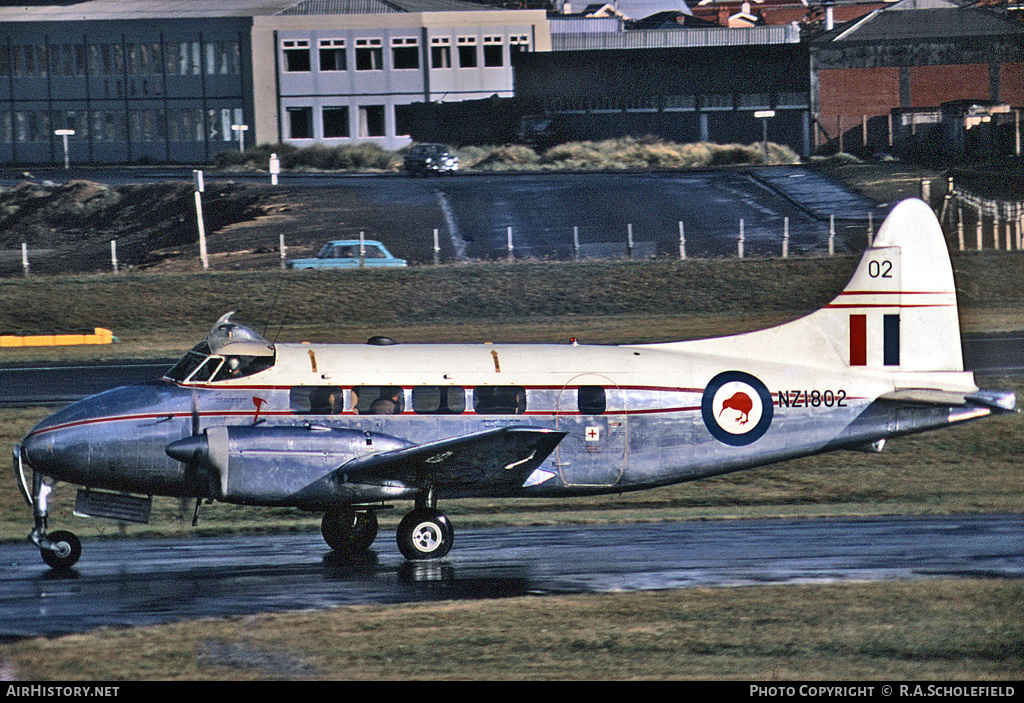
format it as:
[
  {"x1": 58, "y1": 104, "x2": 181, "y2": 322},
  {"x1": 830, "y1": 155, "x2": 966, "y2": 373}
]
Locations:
[
  {"x1": 396, "y1": 508, "x2": 453, "y2": 560},
  {"x1": 40, "y1": 530, "x2": 81, "y2": 570},
  {"x1": 321, "y1": 508, "x2": 378, "y2": 553}
]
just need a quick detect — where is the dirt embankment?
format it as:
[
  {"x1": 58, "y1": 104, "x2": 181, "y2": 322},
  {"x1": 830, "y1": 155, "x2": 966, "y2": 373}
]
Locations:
[
  {"x1": 0, "y1": 159, "x2": 1018, "y2": 277},
  {"x1": 0, "y1": 179, "x2": 267, "y2": 275}
]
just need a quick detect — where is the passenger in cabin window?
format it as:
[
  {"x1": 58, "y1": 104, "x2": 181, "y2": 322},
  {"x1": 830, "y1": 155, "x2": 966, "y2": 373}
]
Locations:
[
  {"x1": 369, "y1": 387, "x2": 403, "y2": 415},
  {"x1": 514, "y1": 388, "x2": 527, "y2": 414},
  {"x1": 309, "y1": 386, "x2": 342, "y2": 414}
]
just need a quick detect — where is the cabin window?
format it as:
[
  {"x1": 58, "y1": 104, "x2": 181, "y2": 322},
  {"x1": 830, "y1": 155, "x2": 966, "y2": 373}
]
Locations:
[
  {"x1": 413, "y1": 386, "x2": 466, "y2": 415},
  {"x1": 291, "y1": 386, "x2": 344, "y2": 415},
  {"x1": 354, "y1": 386, "x2": 404, "y2": 415},
  {"x1": 165, "y1": 348, "x2": 208, "y2": 382},
  {"x1": 187, "y1": 356, "x2": 223, "y2": 384},
  {"x1": 473, "y1": 386, "x2": 526, "y2": 414},
  {"x1": 577, "y1": 386, "x2": 606, "y2": 415},
  {"x1": 211, "y1": 355, "x2": 275, "y2": 382}
]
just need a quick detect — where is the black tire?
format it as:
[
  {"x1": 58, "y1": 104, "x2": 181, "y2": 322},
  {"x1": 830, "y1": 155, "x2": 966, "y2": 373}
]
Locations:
[
  {"x1": 321, "y1": 508, "x2": 378, "y2": 552},
  {"x1": 396, "y1": 508, "x2": 453, "y2": 560},
  {"x1": 40, "y1": 530, "x2": 81, "y2": 570}
]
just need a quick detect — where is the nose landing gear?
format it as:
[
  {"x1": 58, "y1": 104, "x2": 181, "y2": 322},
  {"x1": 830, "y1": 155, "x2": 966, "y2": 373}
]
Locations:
[{"x1": 26, "y1": 471, "x2": 81, "y2": 570}]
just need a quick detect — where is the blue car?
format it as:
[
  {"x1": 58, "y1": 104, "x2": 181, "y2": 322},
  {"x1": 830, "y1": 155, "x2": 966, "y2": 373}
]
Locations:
[{"x1": 287, "y1": 240, "x2": 408, "y2": 270}]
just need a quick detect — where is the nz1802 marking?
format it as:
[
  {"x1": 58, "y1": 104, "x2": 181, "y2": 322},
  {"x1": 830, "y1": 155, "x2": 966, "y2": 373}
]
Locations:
[{"x1": 776, "y1": 389, "x2": 847, "y2": 408}]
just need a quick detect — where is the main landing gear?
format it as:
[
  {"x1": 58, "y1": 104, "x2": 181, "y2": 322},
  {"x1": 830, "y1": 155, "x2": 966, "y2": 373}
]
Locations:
[{"x1": 321, "y1": 488, "x2": 454, "y2": 561}]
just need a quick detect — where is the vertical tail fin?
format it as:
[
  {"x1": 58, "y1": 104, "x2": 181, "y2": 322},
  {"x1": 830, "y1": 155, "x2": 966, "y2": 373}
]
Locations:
[
  {"x1": 657, "y1": 199, "x2": 968, "y2": 378},
  {"x1": 822, "y1": 198, "x2": 963, "y2": 372}
]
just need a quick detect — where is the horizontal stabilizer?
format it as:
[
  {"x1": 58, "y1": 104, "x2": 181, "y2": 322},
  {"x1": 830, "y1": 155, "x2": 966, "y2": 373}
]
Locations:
[
  {"x1": 878, "y1": 388, "x2": 1016, "y2": 413},
  {"x1": 340, "y1": 426, "x2": 567, "y2": 491},
  {"x1": 878, "y1": 389, "x2": 970, "y2": 406}
]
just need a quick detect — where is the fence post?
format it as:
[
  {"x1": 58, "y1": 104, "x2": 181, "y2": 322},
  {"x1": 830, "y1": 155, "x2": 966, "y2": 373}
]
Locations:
[
  {"x1": 829, "y1": 214, "x2": 835, "y2": 256},
  {"x1": 433, "y1": 228, "x2": 440, "y2": 265},
  {"x1": 573, "y1": 226, "x2": 580, "y2": 261},
  {"x1": 1011, "y1": 200, "x2": 1019, "y2": 250},
  {"x1": 678, "y1": 221, "x2": 686, "y2": 260},
  {"x1": 21, "y1": 242, "x2": 29, "y2": 277},
  {"x1": 359, "y1": 231, "x2": 365, "y2": 268},
  {"x1": 1005, "y1": 204, "x2": 1013, "y2": 251},
  {"x1": 957, "y1": 204, "x2": 964, "y2": 251},
  {"x1": 279, "y1": 233, "x2": 287, "y2": 269},
  {"x1": 993, "y1": 207, "x2": 1000, "y2": 250},
  {"x1": 193, "y1": 170, "x2": 208, "y2": 270},
  {"x1": 738, "y1": 219, "x2": 745, "y2": 259},
  {"x1": 976, "y1": 200, "x2": 983, "y2": 250},
  {"x1": 269, "y1": 153, "x2": 280, "y2": 186},
  {"x1": 867, "y1": 211, "x2": 874, "y2": 244},
  {"x1": 782, "y1": 217, "x2": 789, "y2": 258},
  {"x1": 627, "y1": 223, "x2": 633, "y2": 260},
  {"x1": 110, "y1": 239, "x2": 118, "y2": 273},
  {"x1": 507, "y1": 227, "x2": 514, "y2": 261}
]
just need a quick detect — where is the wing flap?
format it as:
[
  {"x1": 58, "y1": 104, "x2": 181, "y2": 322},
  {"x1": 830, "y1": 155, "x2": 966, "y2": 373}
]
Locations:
[{"x1": 339, "y1": 426, "x2": 566, "y2": 491}]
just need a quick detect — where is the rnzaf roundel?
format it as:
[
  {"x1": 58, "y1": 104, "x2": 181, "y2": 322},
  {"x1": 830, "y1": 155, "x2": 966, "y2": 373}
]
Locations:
[{"x1": 701, "y1": 371, "x2": 774, "y2": 446}]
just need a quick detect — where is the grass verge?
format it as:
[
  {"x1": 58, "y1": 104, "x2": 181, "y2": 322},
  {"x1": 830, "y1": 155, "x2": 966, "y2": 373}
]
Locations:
[{"x1": 2, "y1": 579, "x2": 1020, "y2": 680}]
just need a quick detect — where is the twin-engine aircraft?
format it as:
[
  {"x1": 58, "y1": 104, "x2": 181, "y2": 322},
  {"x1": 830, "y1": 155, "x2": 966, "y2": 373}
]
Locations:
[{"x1": 14, "y1": 199, "x2": 1016, "y2": 568}]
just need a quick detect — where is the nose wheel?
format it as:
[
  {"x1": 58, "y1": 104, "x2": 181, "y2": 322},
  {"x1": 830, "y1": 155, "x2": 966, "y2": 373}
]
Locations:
[{"x1": 26, "y1": 471, "x2": 82, "y2": 570}]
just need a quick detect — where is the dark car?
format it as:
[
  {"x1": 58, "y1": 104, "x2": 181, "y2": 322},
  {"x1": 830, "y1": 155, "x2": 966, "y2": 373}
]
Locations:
[{"x1": 403, "y1": 143, "x2": 459, "y2": 177}]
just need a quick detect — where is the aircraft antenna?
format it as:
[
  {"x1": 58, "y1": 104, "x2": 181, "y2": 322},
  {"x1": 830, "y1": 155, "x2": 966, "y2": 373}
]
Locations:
[{"x1": 261, "y1": 280, "x2": 286, "y2": 338}]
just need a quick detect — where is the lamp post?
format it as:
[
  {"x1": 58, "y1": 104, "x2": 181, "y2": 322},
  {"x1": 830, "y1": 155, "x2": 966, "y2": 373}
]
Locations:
[
  {"x1": 231, "y1": 123, "x2": 248, "y2": 153},
  {"x1": 754, "y1": 110, "x2": 775, "y2": 160},
  {"x1": 54, "y1": 129, "x2": 75, "y2": 169}
]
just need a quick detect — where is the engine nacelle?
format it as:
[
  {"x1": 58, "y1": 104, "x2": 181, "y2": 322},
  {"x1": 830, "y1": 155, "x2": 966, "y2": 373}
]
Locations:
[{"x1": 166, "y1": 424, "x2": 413, "y2": 505}]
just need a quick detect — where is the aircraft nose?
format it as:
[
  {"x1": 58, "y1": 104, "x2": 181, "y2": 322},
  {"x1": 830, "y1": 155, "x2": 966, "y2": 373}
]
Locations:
[{"x1": 20, "y1": 430, "x2": 52, "y2": 472}]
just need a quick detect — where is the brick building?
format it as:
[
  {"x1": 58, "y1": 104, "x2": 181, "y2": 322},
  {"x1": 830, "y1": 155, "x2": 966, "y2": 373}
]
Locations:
[{"x1": 810, "y1": 0, "x2": 1024, "y2": 153}]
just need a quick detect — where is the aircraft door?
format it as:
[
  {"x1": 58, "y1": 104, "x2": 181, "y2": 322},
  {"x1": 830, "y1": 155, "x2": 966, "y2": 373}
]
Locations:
[{"x1": 554, "y1": 374, "x2": 627, "y2": 487}]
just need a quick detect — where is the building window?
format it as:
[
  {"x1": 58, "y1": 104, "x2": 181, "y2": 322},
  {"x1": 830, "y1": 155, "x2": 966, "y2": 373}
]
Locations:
[
  {"x1": 777, "y1": 92, "x2": 809, "y2": 108},
  {"x1": 165, "y1": 41, "x2": 201, "y2": 76},
  {"x1": 283, "y1": 40, "x2": 310, "y2": 72},
  {"x1": 457, "y1": 37, "x2": 477, "y2": 68},
  {"x1": 355, "y1": 39, "x2": 383, "y2": 71},
  {"x1": 391, "y1": 37, "x2": 419, "y2": 70},
  {"x1": 703, "y1": 94, "x2": 733, "y2": 110},
  {"x1": 738, "y1": 93, "x2": 770, "y2": 109},
  {"x1": 483, "y1": 36, "x2": 503, "y2": 67},
  {"x1": 358, "y1": 105, "x2": 385, "y2": 137},
  {"x1": 430, "y1": 37, "x2": 451, "y2": 69},
  {"x1": 510, "y1": 35, "x2": 530, "y2": 55},
  {"x1": 394, "y1": 103, "x2": 417, "y2": 137},
  {"x1": 323, "y1": 106, "x2": 349, "y2": 138},
  {"x1": 664, "y1": 94, "x2": 696, "y2": 111},
  {"x1": 319, "y1": 39, "x2": 346, "y2": 71},
  {"x1": 206, "y1": 41, "x2": 240, "y2": 75},
  {"x1": 287, "y1": 106, "x2": 313, "y2": 139}
]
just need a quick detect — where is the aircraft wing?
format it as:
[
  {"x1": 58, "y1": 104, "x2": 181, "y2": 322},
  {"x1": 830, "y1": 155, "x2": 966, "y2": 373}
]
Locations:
[{"x1": 339, "y1": 426, "x2": 566, "y2": 492}]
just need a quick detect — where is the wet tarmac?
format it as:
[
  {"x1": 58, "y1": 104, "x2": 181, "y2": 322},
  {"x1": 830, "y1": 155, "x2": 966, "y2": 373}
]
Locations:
[{"x1": 2, "y1": 514, "x2": 1021, "y2": 640}]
